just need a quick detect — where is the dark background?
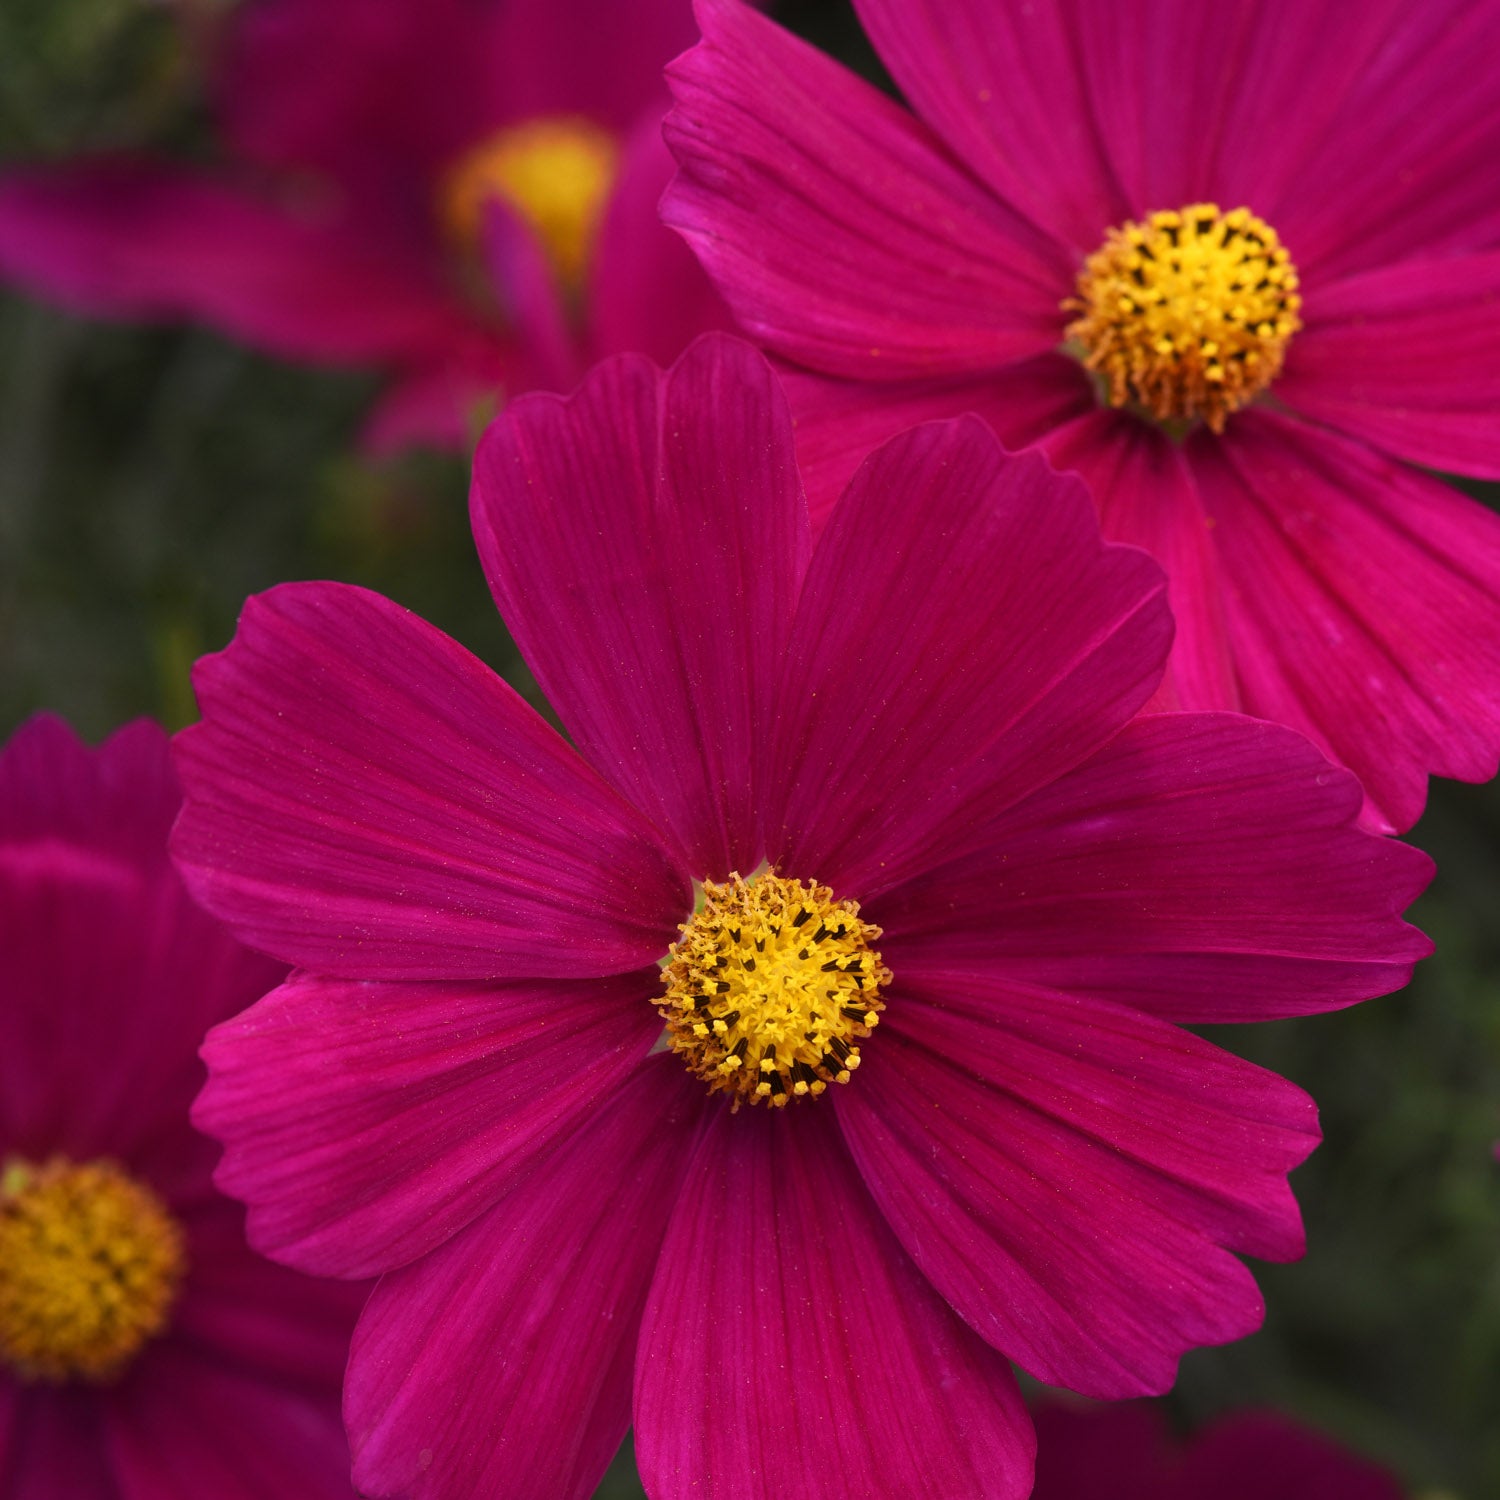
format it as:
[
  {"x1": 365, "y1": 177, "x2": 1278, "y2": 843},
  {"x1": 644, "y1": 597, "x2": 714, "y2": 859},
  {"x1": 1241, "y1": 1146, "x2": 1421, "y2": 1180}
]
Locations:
[{"x1": 1, "y1": 3, "x2": 1496, "y2": 1495}]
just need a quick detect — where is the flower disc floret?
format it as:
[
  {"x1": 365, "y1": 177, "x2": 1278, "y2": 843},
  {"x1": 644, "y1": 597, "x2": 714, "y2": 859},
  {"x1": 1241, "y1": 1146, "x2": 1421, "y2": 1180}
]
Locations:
[
  {"x1": 1064, "y1": 204, "x2": 1302, "y2": 432},
  {"x1": 657, "y1": 871, "x2": 890, "y2": 1109},
  {"x1": 0, "y1": 1157, "x2": 186, "y2": 1382}
]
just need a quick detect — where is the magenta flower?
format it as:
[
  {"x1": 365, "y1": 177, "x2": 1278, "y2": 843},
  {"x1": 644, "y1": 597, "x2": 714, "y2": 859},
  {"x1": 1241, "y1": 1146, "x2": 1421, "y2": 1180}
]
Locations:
[
  {"x1": 0, "y1": 715, "x2": 364, "y2": 1499},
  {"x1": 663, "y1": 0, "x2": 1500, "y2": 833},
  {"x1": 0, "y1": 0, "x2": 729, "y2": 453},
  {"x1": 1031, "y1": 1401, "x2": 1404, "y2": 1500},
  {"x1": 175, "y1": 335, "x2": 1431, "y2": 1500}
]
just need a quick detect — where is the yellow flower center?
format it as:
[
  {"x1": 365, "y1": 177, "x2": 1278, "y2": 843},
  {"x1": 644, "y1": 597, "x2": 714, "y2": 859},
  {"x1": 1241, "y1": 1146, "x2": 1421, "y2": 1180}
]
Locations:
[
  {"x1": 0, "y1": 1157, "x2": 186, "y2": 1382},
  {"x1": 438, "y1": 115, "x2": 619, "y2": 290},
  {"x1": 658, "y1": 871, "x2": 890, "y2": 1109},
  {"x1": 1064, "y1": 203, "x2": 1302, "y2": 432}
]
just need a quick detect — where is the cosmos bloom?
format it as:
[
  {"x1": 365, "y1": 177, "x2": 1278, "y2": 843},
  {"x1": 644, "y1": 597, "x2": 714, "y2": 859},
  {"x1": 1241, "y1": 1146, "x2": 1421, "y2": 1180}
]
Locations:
[
  {"x1": 1030, "y1": 1401, "x2": 1405, "y2": 1500},
  {"x1": 0, "y1": 715, "x2": 364, "y2": 1499},
  {"x1": 173, "y1": 336, "x2": 1431, "y2": 1500},
  {"x1": 663, "y1": 0, "x2": 1500, "y2": 833},
  {"x1": 0, "y1": 0, "x2": 728, "y2": 454}
]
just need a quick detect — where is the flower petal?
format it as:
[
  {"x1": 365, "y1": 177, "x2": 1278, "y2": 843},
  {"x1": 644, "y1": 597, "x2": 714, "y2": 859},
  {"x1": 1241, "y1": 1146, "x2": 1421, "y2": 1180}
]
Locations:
[
  {"x1": 838, "y1": 973, "x2": 1316, "y2": 1397},
  {"x1": 765, "y1": 415, "x2": 1171, "y2": 902},
  {"x1": 635, "y1": 1103, "x2": 1034, "y2": 1500},
  {"x1": 346, "y1": 1058, "x2": 700, "y2": 1500},
  {"x1": 0, "y1": 1385, "x2": 115, "y2": 1500},
  {"x1": 0, "y1": 160, "x2": 470, "y2": 365},
  {"x1": 480, "y1": 197, "x2": 581, "y2": 394},
  {"x1": 1031, "y1": 1400, "x2": 1168, "y2": 1500},
  {"x1": 471, "y1": 335, "x2": 807, "y2": 877},
  {"x1": 875, "y1": 713, "x2": 1432, "y2": 1024},
  {"x1": 663, "y1": 0, "x2": 1067, "y2": 380},
  {"x1": 1188, "y1": 411, "x2": 1500, "y2": 833},
  {"x1": 105, "y1": 1347, "x2": 352, "y2": 1500},
  {"x1": 780, "y1": 354, "x2": 1095, "y2": 533},
  {"x1": 195, "y1": 968, "x2": 662, "y2": 1278},
  {"x1": 173, "y1": 581, "x2": 687, "y2": 980},
  {"x1": 852, "y1": 0, "x2": 1126, "y2": 253},
  {"x1": 1280, "y1": 252, "x2": 1500, "y2": 479},
  {"x1": 1174, "y1": 1412, "x2": 1406, "y2": 1500}
]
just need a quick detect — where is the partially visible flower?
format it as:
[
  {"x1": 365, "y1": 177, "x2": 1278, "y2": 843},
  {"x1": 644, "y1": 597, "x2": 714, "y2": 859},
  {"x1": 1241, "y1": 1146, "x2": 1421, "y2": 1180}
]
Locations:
[
  {"x1": 664, "y1": 0, "x2": 1500, "y2": 833},
  {"x1": 173, "y1": 335, "x2": 1430, "y2": 1500},
  {"x1": 1031, "y1": 1400, "x2": 1404, "y2": 1500},
  {"x1": 0, "y1": 0, "x2": 729, "y2": 454},
  {"x1": 0, "y1": 714, "x2": 364, "y2": 1499}
]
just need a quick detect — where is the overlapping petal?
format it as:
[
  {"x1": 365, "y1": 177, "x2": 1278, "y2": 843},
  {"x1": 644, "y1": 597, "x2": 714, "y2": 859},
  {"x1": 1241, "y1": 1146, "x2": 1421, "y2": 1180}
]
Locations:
[
  {"x1": 837, "y1": 974, "x2": 1316, "y2": 1396},
  {"x1": 472, "y1": 335, "x2": 807, "y2": 876},
  {"x1": 765, "y1": 415, "x2": 1171, "y2": 901},
  {"x1": 195, "y1": 969, "x2": 662, "y2": 1278},
  {"x1": 635, "y1": 1104, "x2": 1034, "y2": 1500},
  {"x1": 1188, "y1": 411, "x2": 1500, "y2": 832},
  {"x1": 347, "y1": 1059, "x2": 701, "y2": 1500},
  {"x1": 664, "y1": 0, "x2": 1067, "y2": 381},
  {"x1": 875, "y1": 714, "x2": 1432, "y2": 1023},
  {"x1": 173, "y1": 581, "x2": 688, "y2": 980}
]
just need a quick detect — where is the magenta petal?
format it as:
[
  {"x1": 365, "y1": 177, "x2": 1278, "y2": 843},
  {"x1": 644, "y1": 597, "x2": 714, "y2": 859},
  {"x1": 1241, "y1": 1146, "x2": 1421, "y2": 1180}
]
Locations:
[
  {"x1": 635, "y1": 1104, "x2": 1034, "y2": 1500},
  {"x1": 876, "y1": 713, "x2": 1431, "y2": 1024},
  {"x1": 0, "y1": 160, "x2": 468, "y2": 364},
  {"x1": 0, "y1": 1385, "x2": 115, "y2": 1500},
  {"x1": 472, "y1": 336, "x2": 808, "y2": 876},
  {"x1": 1279, "y1": 252, "x2": 1500, "y2": 479},
  {"x1": 195, "y1": 968, "x2": 661, "y2": 1278},
  {"x1": 1174, "y1": 1411, "x2": 1406, "y2": 1500},
  {"x1": 173, "y1": 581, "x2": 687, "y2": 980},
  {"x1": 480, "y1": 197, "x2": 582, "y2": 393},
  {"x1": 853, "y1": 0, "x2": 1126, "y2": 253},
  {"x1": 664, "y1": 0, "x2": 1067, "y2": 380},
  {"x1": 838, "y1": 975, "x2": 1316, "y2": 1397},
  {"x1": 1031, "y1": 1401, "x2": 1169, "y2": 1500},
  {"x1": 1043, "y1": 412, "x2": 1239, "y2": 712},
  {"x1": 106, "y1": 1346, "x2": 352, "y2": 1500},
  {"x1": 347, "y1": 1058, "x2": 701, "y2": 1500},
  {"x1": 1188, "y1": 412, "x2": 1500, "y2": 833},
  {"x1": 766, "y1": 416, "x2": 1171, "y2": 902},
  {"x1": 781, "y1": 355, "x2": 1096, "y2": 533}
]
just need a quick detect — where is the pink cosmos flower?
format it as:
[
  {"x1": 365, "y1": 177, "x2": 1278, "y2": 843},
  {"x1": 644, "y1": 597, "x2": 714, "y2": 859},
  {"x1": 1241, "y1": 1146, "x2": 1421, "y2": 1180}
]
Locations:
[
  {"x1": 663, "y1": 0, "x2": 1500, "y2": 834},
  {"x1": 0, "y1": 715, "x2": 364, "y2": 1500},
  {"x1": 174, "y1": 335, "x2": 1431, "y2": 1500},
  {"x1": 0, "y1": 0, "x2": 729, "y2": 454},
  {"x1": 1030, "y1": 1401, "x2": 1405, "y2": 1500}
]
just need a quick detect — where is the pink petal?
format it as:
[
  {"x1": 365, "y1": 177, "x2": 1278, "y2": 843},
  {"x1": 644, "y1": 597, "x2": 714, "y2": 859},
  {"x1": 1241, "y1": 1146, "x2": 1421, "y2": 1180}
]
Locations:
[
  {"x1": 172, "y1": 1198, "x2": 368, "y2": 1388},
  {"x1": 837, "y1": 974, "x2": 1317, "y2": 1396},
  {"x1": 588, "y1": 107, "x2": 733, "y2": 366},
  {"x1": 1280, "y1": 252, "x2": 1500, "y2": 479},
  {"x1": 359, "y1": 354, "x2": 513, "y2": 457},
  {"x1": 779, "y1": 355, "x2": 1095, "y2": 534},
  {"x1": 765, "y1": 415, "x2": 1171, "y2": 902},
  {"x1": 106, "y1": 1347, "x2": 353, "y2": 1500},
  {"x1": 0, "y1": 1384, "x2": 116, "y2": 1500},
  {"x1": 1174, "y1": 1411, "x2": 1405, "y2": 1500},
  {"x1": 875, "y1": 713, "x2": 1432, "y2": 1024},
  {"x1": 1042, "y1": 412, "x2": 1239, "y2": 713},
  {"x1": 173, "y1": 581, "x2": 687, "y2": 980},
  {"x1": 346, "y1": 1058, "x2": 701, "y2": 1500},
  {"x1": 472, "y1": 336, "x2": 808, "y2": 877},
  {"x1": 1188, "y1": 411, "x2": 1500, "y2": 833},
  {"x1": 852, "y1": 0, "x2": 1127, "y2": 254},
  {"x1": 195, "y1": 968, "x2": 661, "y2": 1278},
  {"x1": 1031, "y1": 1400, "x2": 1168, "y2": 1500},
  {"x1": 480, "y1": 196, "x2": 582, "y2": 394},
  {"x1": 0, "y1": 160, "x2": 470, "y2": 365},
  {"x1": 663, "y1": 0, "x2": 1067, "y2": 380},
  {"x1": 635, "y1": 1104, "x2": 1034, "y2": 1500}
]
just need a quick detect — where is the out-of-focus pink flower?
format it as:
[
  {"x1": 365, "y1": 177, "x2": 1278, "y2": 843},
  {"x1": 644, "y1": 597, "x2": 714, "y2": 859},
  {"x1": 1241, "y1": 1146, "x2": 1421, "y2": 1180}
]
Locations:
[
  {"x1": 174, "y1": 335, "x2": 1430, "y2": 1500},
  {"x1": 0, "y1": 0, "x2": 730, "y2": 453},
  {"x1": 0, "y1": 714, "x2": 366, "y2": 1500},
  {"x1": 664, "y1": 0, "x2": 1500, "y2": 834},
  {"x1": 1031, "y1": 1400, "x2": 1405, "y2": 1500}
]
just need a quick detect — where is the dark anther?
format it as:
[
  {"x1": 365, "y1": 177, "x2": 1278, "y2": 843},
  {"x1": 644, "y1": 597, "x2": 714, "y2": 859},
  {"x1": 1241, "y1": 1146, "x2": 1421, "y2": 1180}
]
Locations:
[{"x1": 792, "y1": 908, "x2": 812, "y2": 928}]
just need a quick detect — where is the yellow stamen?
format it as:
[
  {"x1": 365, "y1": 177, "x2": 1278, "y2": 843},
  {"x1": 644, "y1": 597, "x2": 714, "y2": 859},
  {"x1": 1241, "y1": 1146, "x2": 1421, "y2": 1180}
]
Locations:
[
  {"x1": 0, "y1": 1157, "x2": 185, "y2": 1382},
  {"x1": 438, "y1": 116, "x2": 618, "y2": 290},
  {"x1": 658, "y1": 871, "x2": 891, "y2": 1109},
  {"x1": 1064, "y1": 203, "x2": 1302, "y2": 432}
]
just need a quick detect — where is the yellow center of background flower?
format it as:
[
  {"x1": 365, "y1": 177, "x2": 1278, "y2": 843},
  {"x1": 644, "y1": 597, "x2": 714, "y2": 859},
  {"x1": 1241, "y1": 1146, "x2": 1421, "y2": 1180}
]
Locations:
[
  {"x1": 1064, "y1": 203, "x2": 1302, "y2": 432},
  {"x1": 0, "y1": 1157, "x2": 186, "y2": 1382},
  {"x1": 439, "y1": 116, "x2": 619, "y2": 291},
  {"x1": 658, "y1": 870, "x2": 890, "y2": 1109}
]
